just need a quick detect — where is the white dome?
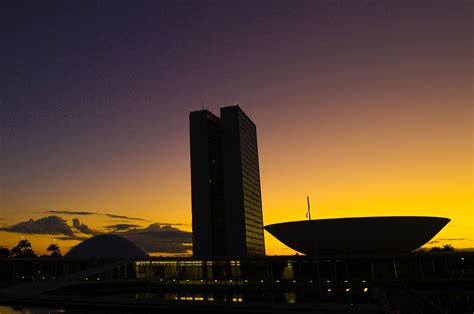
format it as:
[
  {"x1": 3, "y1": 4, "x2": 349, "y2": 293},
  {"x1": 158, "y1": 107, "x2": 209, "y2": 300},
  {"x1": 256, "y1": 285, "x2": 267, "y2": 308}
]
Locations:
[{"x1": 65, "y1": 234, "x2": 149, "y2": 259}]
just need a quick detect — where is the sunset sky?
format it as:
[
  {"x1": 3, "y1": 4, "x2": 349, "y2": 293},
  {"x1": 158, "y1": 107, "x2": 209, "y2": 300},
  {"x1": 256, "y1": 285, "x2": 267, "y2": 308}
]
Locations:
[{"x1": 1, "y1": 1, "x2": 472, "y2": 256}]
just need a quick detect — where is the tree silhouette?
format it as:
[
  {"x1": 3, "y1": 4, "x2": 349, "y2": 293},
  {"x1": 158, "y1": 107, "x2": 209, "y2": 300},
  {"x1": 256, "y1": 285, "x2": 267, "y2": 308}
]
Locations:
[
  {"x1": 429, "y1": 244, "x2": 455, "y2": 253},
  {"x1": 442, "y1": 244, "x2": 455, "y2": 252},
  {"x1": 46, "y1": 243, "x2": 62, "y2": 257},
  {"x1": 0, "y1": 247, "x2": 10, "y2": 258},
  {"x1": 10, "y1": 239, "x2": 36, "y2": 258},
  {"x1": 429, "y1": 246, "x2": 442, "y2": 252}
]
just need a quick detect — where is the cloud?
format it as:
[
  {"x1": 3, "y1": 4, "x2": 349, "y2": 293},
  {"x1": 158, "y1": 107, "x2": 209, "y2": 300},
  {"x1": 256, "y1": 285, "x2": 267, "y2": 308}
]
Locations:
[
  {"x1": 106, "y1": 214, "x2": 145, "y2": 221},
  {"x1": 118, "y1": 223, "x2": 192, "y2": 254},
  {"x1": 1, "y1": 216, "x2": 74, "y2": 236},
  {"x1": 155, "y1": 222, "x2": 188, "y2": 226},
  {"x1": 1, "y1": 216, "x2": 191, "y2": 255},
  {"x1": 45, "y1": 210, "x2": 98, "y2": 216},
  {"x1": 104, "y1": 224, "x2": 141, "y2": 231},
  {"x1": 42, "y1": 211, "x2": 146, "y2": 222},
  {"x1": 428, "y1": 238, "x2": 468, "y2": 245},
  {"x1": 55, "y1": 235, "x2": 90, "y2": 241},
  {"x1": 72, "y1": 218, "x2": 100, "y2": 235},
  {"x1": 436, "y1": 238, "x2": 467, "y2": 241}
]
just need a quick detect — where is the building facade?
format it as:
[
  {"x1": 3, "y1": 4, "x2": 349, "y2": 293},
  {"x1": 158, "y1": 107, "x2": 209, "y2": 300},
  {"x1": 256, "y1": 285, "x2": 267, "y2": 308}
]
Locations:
[
  {"x1": 3, "y1": 252, "x2": 472, "y2": 313},
  {"x1": 190, "y1": 105, "x2": 265, "y2": 257}
]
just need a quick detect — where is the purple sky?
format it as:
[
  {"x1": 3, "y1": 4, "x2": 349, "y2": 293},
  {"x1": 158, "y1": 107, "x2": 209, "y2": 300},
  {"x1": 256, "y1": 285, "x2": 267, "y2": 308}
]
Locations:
[{"x1": 1, "y1": 1, "x2": 472, "y2": 255}]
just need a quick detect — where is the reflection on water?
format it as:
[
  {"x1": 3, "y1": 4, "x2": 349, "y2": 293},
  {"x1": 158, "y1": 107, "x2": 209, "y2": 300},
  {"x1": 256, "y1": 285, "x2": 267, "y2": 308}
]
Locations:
[
  {"x1": 0, "y1": 305, "x2": 65, "y2": 314},
  {"x1": 128, "y1": 292, "x2": 298, "y2": 303},
  {"x1": 0, "y1": 292, "x2": 296, "y2": 313},
  {"x1": 129, "y1": 292, "x2": 244, "y2": 302},
  {"x1": 0, "y1": 306, "x2": 126, "y2": 314}
]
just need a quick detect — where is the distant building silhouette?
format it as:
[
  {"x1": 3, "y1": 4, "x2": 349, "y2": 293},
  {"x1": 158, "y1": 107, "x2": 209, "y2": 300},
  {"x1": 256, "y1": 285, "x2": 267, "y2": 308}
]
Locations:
[{"x1": 190, "y1": 105, "x2": 265, "y2": 256}]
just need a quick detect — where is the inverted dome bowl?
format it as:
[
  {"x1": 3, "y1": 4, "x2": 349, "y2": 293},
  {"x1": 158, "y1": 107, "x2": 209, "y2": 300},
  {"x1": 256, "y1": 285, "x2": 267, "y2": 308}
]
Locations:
[{"x1": 264, "y1": 216, "x2": 450, "y2": 255}]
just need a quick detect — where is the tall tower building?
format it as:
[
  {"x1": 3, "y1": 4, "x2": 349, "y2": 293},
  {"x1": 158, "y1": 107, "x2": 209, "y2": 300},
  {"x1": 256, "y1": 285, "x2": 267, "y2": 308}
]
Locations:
[{"x1": 189, "y1": 105, "x2": 265, "y2": 257}]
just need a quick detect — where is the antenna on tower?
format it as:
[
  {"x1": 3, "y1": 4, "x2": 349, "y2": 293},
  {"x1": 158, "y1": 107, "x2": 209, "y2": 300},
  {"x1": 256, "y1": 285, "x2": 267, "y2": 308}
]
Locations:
[{"x1": 306, "y1": 196, "x2": 312, "y2": 220}]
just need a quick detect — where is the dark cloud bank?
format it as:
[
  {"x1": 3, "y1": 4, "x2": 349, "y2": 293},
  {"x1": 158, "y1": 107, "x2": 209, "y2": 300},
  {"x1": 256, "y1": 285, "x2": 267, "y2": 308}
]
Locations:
[
  {"x1": 105, "y1": 214, "x2": 145, "y2": 221},
  {"x1": 1, "y1": 216, "x2": 74, "y2": 236},
  {"x1": 43, "y1": 210, "x2": 146, "y2": 222},
  {"x1": 72, "y1": 218, "x2": 100, "y2": 235},
  {"x1": 118, "y1": 224, "x2": 192, "y2": 254},
  {"x1": 45, "y1": 210, "x2": 97, "y2": 216},
  {"x1": 104, "y1": 224, "x2": 141, "y2": 231},
  {"x1": 2, "y1": 216, "x2": 192, "y2": 254}
]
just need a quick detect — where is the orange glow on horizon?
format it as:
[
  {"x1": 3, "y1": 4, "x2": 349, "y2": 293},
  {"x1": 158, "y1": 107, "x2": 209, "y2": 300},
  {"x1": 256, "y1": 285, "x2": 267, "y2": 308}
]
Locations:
[{"x1": 1, "y1": 0, "x2": 471, "y2": 257}]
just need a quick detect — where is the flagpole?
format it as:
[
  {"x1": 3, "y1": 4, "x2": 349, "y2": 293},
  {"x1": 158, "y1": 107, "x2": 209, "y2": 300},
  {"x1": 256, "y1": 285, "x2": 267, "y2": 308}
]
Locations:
[{"x1": 307, "y1": 196, "x2": 311, "y2": 220}]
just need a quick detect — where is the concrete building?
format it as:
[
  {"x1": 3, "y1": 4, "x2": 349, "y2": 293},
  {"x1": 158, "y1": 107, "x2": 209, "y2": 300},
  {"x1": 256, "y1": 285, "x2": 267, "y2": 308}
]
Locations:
[{"x1": 189, "y1": 105, "x2": 265, "y2": 257}]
